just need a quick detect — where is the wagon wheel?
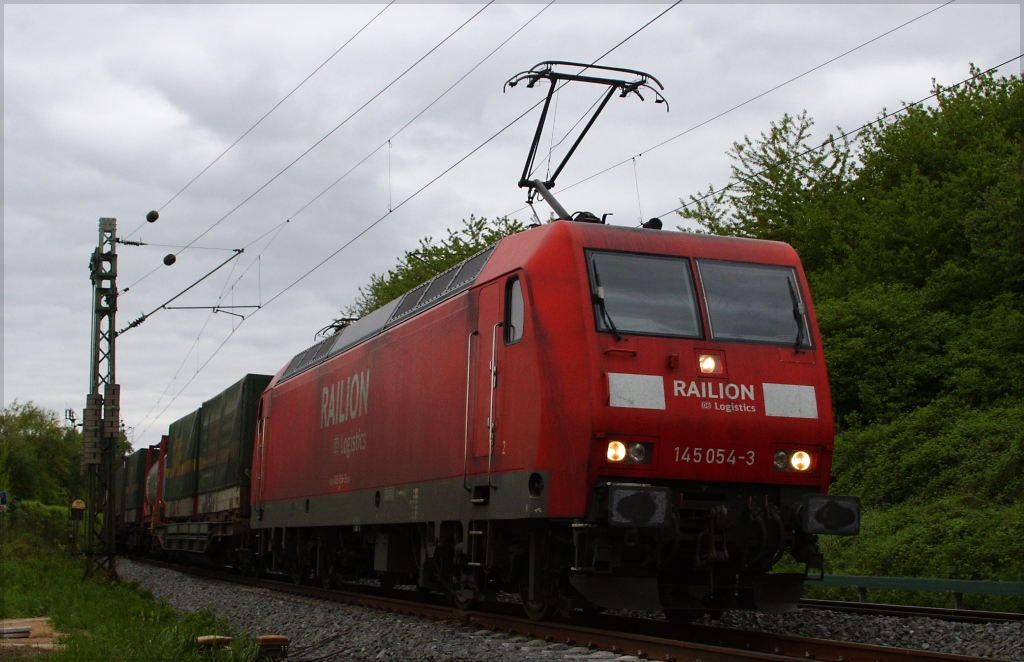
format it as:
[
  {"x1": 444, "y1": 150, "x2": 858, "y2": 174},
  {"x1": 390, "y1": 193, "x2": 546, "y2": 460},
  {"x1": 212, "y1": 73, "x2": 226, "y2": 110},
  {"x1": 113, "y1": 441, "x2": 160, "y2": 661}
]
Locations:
[
  {"x1": 238, "y1": 552, "x2": 257, "y2": 577},
  {"x1": 249, "y1": 548, "x2": 268, "y2": 579},
  {"x1": 287, "y1": 556, "x2": 308, "y2": 586}
]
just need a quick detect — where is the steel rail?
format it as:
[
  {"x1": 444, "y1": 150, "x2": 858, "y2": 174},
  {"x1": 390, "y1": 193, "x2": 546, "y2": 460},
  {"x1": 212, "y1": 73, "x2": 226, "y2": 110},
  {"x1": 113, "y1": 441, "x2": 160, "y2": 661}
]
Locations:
[
  {"x1": 129, "y1": 558, "x2": 1010, "y2": 662},
  {"x1": 799, "y1": 598, "x2": 1024, "y2": 624}
]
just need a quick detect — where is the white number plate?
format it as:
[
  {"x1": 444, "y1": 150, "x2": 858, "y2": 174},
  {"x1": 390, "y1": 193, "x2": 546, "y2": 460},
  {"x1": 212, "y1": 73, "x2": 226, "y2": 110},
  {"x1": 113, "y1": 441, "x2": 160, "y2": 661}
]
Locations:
[{"x1": 674, "y1": 447, "x2": 755, "y2": 466}]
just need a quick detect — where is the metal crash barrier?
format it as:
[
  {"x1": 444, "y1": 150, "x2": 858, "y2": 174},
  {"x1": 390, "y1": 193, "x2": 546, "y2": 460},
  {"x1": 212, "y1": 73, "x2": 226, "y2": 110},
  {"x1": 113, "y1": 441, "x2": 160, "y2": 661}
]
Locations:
[{"x1": 806, "y1": 575, "x2": 1024, "y2": 610}]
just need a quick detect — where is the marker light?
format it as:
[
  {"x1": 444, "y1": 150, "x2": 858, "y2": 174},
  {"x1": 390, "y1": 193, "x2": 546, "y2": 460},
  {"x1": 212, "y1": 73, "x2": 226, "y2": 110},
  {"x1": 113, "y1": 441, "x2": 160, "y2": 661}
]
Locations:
[
  {"x1": 790, "y1": 451, "x2": 812, "y2": 471},
  {"x1": 774, "y1": 450, "x2": 789, "y2": 470},
  {"x1": 698, "y1": 354, "x2": 723, "y2": 375},
  {"x1": 607, "y1": 441, "x2": 626, "y2": 462},
  {"x1": 627, "y1": 442, "x2": 647, "y2": 463}
]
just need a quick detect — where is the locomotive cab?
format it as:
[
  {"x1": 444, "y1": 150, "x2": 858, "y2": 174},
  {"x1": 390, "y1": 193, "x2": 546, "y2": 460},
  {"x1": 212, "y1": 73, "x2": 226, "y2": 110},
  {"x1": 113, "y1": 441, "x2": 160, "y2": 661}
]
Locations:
[{"x1": 552, "y1": 224, "x2": 860, "y2": 618}]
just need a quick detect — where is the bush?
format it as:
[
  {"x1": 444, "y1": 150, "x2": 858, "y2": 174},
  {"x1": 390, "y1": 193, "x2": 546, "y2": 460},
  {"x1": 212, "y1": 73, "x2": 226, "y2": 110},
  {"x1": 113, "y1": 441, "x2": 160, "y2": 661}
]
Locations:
[
  {"x1": 810, "y1": 498, "x2": 1024, "y2": 611},
  {"x1": 6, "y1": 498, "x2": 69, "y2": 545}
]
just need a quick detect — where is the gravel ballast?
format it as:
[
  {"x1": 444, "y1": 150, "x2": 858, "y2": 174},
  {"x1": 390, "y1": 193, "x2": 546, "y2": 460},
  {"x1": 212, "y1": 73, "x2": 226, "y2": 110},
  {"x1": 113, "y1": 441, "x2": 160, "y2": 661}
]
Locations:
[{"x1": 118, "y1": 560, "x2": 1023, "y2": 661}]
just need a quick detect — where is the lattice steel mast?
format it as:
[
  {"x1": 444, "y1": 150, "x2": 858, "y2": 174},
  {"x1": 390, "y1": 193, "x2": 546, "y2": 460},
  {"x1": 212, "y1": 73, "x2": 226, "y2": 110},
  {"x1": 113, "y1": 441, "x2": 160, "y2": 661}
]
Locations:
[{"x1": 82, "y1": 217, "x2": 120, "y2": 579}]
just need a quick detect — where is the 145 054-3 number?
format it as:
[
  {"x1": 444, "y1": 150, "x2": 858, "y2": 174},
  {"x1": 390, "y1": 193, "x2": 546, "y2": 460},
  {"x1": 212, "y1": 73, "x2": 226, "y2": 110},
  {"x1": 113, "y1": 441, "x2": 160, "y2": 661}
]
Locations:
[{"x1": 674, "y1": 447, "x2": 755, "y2": 466}]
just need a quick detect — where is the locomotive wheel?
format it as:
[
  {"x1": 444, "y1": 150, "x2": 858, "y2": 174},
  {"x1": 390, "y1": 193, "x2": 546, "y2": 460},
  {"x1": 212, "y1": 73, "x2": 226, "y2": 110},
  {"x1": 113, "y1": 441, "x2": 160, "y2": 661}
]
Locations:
[
  {"x1": 287, "y1": 557, "x2": 308, "y2": 585},
  {"x1": 320, "y1": 567, "x2": 335, "y2": 589},
  {"x1": 319, "y1": 551, "x2": 341, "y2": 589},
  {"x1": 518, "y1": 577, "x2": 555, "y2": 621},
  {"x1": 518, "y1": 533, "x2": 558, "y2": 620},
  {"x1": 451, "y1": 587, "x2": 476, "y2": 611}
]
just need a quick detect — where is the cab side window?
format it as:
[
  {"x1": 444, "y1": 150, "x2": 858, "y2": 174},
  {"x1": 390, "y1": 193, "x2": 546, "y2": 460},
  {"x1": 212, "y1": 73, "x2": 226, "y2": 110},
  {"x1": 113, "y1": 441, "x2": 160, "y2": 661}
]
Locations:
[{"x1": 505, "y1": 276, "x2": 525, "y2": 344}]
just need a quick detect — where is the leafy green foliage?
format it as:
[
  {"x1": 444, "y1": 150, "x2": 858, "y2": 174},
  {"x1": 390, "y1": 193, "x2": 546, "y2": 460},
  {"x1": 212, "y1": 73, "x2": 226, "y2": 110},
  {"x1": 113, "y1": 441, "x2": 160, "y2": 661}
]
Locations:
[
  {"x1": 1, "y1": 401, "x2": 83, "y2": 505},
  {"x1": 343, "y1": 215, "x2": 525, "y2": 318},
  {"x1": 679, "y1": 110, "x2": 858, "y2": 274},
  {"x1": 679, "y1": 67, "x2": 1023, "y2": 587},
  {"x1": 809, "y1": 498, "x2": 1024, "y2": 611},
  {"x1": 0, "y1": 528, "x2": 257, "y2": 661},
  {"x1": 5, "y1": 498, "x2": 69, "y2": 544}
]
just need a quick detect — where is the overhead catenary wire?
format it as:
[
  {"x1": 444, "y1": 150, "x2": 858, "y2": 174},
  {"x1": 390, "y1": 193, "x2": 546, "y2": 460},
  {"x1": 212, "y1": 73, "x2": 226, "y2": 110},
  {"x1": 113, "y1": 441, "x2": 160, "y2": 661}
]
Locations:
[
  {"x1": 132, "y1": 2, "x2": 559, "y2": 437},
  {"x1": 528, "y1": 87, "x2": 608, "y2": 182},
  {"x1": 207, "y1": 2, "x2": 556, "y2": 307},
  {"x1": 117, "y1": 250, "x2": 245, "y2": 336},
  {"x1": 131, "y1": 232, "x2": 271, "y2": 436},
  {"x1": 124, "y1": 2, "x2": 495, "y2": 296},
  {"x1": 632, "y1": 157, "x2": 644, "y2": 224},
  {"x1": 164, "y1": 52, "x2": 1023, "y2": 442},
  {"x1": 128, "y1": 1, "x2": 559, "y2": 310},
  {"x1": 132, "y1": 2, "x2": 678, "y2": 440},
  {"x1": 503, "y1": 0, "x2": 958, "y2": 218},
  {"x1": 178, "y1": 2, "x2": 494, "y2": 251},
  {"x1": 261, "y1": 2, "x2": 684, "y2": 309},
  {"x1": 262, "y1": 1, "x2": 556, "y2": 229},
  {"x1": 207, "y1": 1, "x2": 555, "y2": 316},
  {"x1": 122, "y1": 2, "x2": 396, "y2": 242},
  {"x1": 654, "y1": 53, "x2": 1024, "y2": 219}
]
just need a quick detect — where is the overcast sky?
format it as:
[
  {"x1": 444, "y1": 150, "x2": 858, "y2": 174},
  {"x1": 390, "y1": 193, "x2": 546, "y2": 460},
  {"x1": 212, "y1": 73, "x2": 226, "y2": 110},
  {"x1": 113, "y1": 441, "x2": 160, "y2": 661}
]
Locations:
[{"x1": 4, "y1": 2, "x2": 1020, "y2": 449}]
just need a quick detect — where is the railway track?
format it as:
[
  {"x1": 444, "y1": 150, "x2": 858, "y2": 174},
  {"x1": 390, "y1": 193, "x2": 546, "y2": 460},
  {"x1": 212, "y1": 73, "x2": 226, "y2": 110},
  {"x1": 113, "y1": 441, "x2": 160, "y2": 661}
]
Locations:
[
  {"x1": 798, "y1": 598, "x2": 1024, "y2": 624},
  {"x1": 132, "y1": 558, "x2": 1014, "y2": 662}
]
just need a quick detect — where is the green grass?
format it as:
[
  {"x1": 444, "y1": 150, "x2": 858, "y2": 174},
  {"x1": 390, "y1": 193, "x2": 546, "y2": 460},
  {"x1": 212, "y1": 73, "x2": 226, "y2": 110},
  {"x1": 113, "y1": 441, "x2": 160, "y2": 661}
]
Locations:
[{"x1": 0, "y1": 522, "x2": 257, "y2": 661}]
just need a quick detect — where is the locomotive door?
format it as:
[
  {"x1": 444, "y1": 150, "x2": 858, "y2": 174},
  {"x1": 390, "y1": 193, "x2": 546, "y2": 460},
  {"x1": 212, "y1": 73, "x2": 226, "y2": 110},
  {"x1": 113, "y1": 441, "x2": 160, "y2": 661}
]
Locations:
[
  {"x1": 468, "y1": 274, "x2": 528, "y2": 486},
  {"x1": 471, "y1": 281, "x2": 504, "y2": 472}
]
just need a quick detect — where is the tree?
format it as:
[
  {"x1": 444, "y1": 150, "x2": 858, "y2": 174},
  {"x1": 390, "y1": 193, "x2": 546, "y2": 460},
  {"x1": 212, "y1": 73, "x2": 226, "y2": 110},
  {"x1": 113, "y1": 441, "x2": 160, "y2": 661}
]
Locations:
[
  {"x1": 675, "y1": 68, "x2": 1023, "y2": 591},
  {"x1": 677, "y1": 110, "x2": 857, "y2": 274},
  {"x1": 843, "y1": 65, "x2": 1024, "y2": 301},
  {"x1": 0, "y1": 401, "x2": 82, "y2": 505},
  {"x1": 342, "y1": 215, "x2": 525, "y2": 319}
]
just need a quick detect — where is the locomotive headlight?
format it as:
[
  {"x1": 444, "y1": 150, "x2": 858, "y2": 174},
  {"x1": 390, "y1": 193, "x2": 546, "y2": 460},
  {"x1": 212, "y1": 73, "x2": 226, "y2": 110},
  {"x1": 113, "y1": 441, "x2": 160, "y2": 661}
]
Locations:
[
  {"x1": 773, "y1": 449, "x2": 814, "y2": 471},
  {"x1": 698, "y1": 354, "x2": 721, "y2": 374},
  {"x1": 607, "y1": 441, "x2": 627, "y2": 462},
  {"x1": 790, "y1": 451, "x2": 812, "y2": 471},
  {"x1": 627, "y1": 442, "x2": 647, "y2": 463}
]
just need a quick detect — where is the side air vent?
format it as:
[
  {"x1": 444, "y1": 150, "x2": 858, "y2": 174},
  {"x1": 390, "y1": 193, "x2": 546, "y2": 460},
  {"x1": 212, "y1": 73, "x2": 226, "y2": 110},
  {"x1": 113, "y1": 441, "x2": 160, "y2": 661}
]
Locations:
[
  {"x1": 386, "y1": 246, "x2": 496, "y2": 327},
  {"x1": 278, "y1": 244, "x2": 497, "y2": 384}
]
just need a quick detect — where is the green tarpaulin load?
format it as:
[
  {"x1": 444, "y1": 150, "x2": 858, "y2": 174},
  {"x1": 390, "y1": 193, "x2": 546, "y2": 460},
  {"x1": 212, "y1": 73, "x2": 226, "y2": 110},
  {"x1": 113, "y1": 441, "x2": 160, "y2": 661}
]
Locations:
[
  {"x1": 123, "y1": 449, "x2": 148, "y2": 511},
  {"x1": 165, "y1": 408, "x2": 201, "y2": 500},
  {"x1": 198, "y1": 374, "x2": 272, "y2": 495}
]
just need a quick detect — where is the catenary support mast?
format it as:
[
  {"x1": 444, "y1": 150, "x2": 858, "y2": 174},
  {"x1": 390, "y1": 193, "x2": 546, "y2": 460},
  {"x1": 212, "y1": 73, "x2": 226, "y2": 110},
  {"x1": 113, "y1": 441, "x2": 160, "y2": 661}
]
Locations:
[{"x1": 82, "y1": 217, "x2": 120, "y2": 580}]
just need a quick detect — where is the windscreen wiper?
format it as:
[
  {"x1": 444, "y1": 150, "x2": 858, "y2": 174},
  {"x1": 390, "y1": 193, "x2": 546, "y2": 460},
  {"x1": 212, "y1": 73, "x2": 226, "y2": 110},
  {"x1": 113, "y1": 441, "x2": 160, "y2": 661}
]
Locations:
[
  {"x1": 787, "y1": 277, "x2": 807, "y2": 353},
  {"x1": 592, "y1": 260, "x2": 624, "y2": 342}
]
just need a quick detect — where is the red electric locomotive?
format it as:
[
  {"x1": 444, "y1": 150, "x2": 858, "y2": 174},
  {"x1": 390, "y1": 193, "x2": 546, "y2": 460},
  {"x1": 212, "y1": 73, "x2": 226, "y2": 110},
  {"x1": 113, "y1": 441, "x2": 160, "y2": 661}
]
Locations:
[
  {"x1": 249, "y1": 218, "x2": 860, "y2": 619},
  {"x1": 130, "y1": 62, "x2": 859, "y2": 620}
]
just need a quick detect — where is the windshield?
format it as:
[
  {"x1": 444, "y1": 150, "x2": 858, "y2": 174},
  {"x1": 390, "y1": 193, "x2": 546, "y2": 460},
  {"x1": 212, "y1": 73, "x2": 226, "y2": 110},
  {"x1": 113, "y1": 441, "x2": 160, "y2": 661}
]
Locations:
[
  {"x1": 696, "y1": 259, "x2": 812, "y2": 348},
  {"x1": 587, "y1": 251, "x2": 702, "y2": 338}
]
